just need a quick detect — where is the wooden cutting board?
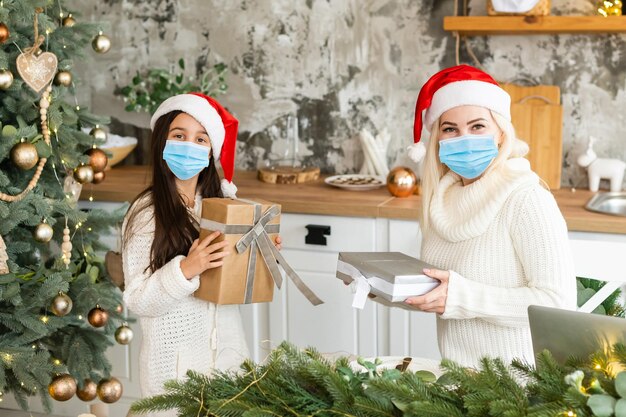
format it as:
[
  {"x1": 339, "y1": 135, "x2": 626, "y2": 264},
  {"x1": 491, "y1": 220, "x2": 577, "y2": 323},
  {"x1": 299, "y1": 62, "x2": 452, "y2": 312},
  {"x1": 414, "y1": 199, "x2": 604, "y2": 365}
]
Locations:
[{"x1": 500, "y1": 84, "x2": 563, "y2": 189}]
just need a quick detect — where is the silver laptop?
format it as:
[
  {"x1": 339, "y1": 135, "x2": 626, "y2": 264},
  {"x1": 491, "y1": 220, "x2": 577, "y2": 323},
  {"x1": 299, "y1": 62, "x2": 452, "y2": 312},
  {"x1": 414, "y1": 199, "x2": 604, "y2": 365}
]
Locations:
[{"x1": 528, "y1": 305, "x2": 626, "y2": 363}]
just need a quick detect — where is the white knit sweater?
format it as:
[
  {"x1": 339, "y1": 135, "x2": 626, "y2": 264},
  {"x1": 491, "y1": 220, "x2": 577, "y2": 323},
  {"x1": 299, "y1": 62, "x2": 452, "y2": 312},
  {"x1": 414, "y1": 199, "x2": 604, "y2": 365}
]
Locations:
[
  {"x1": 421, "y1": 158, "x2": 576, "y2": 368},
  {"x1": 122, "y1": 194, "x2": 249, "y2": 417}
]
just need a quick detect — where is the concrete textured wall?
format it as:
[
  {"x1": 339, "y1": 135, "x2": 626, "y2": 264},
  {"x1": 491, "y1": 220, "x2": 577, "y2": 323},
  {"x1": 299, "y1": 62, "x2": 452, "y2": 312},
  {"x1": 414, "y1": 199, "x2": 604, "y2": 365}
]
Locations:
[{"x1": 73, "y1": 0, "x2": 626, "y2": 189}]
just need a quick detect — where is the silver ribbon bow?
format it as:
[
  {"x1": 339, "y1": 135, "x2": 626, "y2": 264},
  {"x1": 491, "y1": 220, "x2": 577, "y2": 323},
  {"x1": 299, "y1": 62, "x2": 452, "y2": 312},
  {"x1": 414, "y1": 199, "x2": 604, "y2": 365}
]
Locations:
[{"x1": 200, "y1": 199, "x2": 323, "y2": 306}]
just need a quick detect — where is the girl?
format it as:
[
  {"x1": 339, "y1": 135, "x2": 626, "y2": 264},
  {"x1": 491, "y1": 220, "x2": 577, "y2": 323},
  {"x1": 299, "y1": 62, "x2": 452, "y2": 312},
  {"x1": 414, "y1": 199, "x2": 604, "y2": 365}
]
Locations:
[
  {"x1": 404, "y1": 65, "x2": 576, "y2": 367},
  {"x1": 122, "y1": 93, "x2": 280, "y2": 415}
]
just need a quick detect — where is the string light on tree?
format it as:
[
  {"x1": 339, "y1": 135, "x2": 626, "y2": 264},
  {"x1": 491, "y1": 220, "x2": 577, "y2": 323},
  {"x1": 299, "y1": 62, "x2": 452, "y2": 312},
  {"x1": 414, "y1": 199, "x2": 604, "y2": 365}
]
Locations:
[{"x1": 597, "y1": 0, "x2": 622, "y2": 16}]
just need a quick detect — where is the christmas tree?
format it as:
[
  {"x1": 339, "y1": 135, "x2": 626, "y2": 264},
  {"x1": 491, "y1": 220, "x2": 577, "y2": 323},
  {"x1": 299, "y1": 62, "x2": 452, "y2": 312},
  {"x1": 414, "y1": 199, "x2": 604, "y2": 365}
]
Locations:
[{"x1": 0, "y1": 0, "x2": 127, "y2": 411}]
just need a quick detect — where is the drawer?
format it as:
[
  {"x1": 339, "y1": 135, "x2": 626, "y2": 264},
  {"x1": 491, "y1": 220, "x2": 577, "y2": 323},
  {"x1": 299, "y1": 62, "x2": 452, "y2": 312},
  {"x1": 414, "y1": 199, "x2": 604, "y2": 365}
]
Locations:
[{"x1": 280, "y1": 213, "x2": 377, "y2": 253}]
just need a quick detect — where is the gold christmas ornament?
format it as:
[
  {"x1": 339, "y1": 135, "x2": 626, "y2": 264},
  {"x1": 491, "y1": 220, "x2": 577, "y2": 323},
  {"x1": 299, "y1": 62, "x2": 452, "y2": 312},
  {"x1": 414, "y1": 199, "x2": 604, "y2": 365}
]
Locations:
[
  {"x1": 62, "y1": 14, "x2": 76, "y2": 27},
  {"x1": 114, "y1": 323, "x2": 133, "y2": 345},
  {"x1": 73, "y1": 165, "x2": 94, "y2": 184},
  {"x1": 48, "y1": 374, "x2": 77, "y2": 401},
  {"x1": 10, "y1": 142, "x2": 39, "y2": 170},
  {"x1": 0, "y1": 68, "x2": 13, "y2": 90},
  {"x1": 85, "y1": 148, "x2": 108, "y2": 173},
  {"x1": 92, "y1": 32, "x2": 111, "y2": 54},
  {"x1": 88, "y1": 306, "x2": 109, "y2": 328},
  {"x1": 0, "y1": 22, "x2": 9, "y2": 43},
  {"x1": 97, "y1": 377, "x2": 123, "y2": 403},
  {"x1": 89, "y1": 126, "x2": 107, "y2": 141},
  {"x1": 76, "y1": 378, "x2": 97, "y2": 402},
  {"x1": 386, "y1": 166, "x2": 418, "y2": 198},
  {"x1": 54, "y1": 70, "x2": 72, "y2": 87},
  {"x1": 61, "y1": 223, "x2": 72, "y2": 266},
  {"x1": 33, "y1": 221, "x2": 53, "y2": 243},
  {"x1": 51, "y1": 292, "x2": 73, "y2": 317},
  {"x1": 92, "y1": 170, "x2": 106, "y2": 184}
]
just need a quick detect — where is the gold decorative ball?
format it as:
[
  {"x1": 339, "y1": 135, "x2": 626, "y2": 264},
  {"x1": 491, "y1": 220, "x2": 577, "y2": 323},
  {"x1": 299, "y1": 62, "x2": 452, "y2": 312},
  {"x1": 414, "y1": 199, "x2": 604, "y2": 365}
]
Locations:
[
  {"x1": 10, "y1": 142, "x2": 39, "y2": 170},
  {"x1": 48, "y1": 374, "x2": 77, "y2": 402},
  {"x1": 92, "y1": 32, "x2": 111, "y2": 54},
  {"x1": 76, "y1": 378, "x2": 97, "y2": 402},
  {"x1": 33, "y1": 222, "x2": 54, "y2": 243},
  {"x1": 0, "y1": 22, "x2": 9, "y2": 44},
  {"x1": 97, "y1": 377, "x2": 123, "y2": 403},
  {"x1": 386, "y1": 166, "x2": 417, "y2": 198},
  {"x1": 114, "y1": 324, "x2": 133, "y2": 345},
  {"x1": 85, "y1": 148, "x2": 108, "y2": 173},
  {"x1": 0, "y1": 68, "x2": 13, "y2": 90},
  {"x1": 62, "y1": 15, "x2": 76, "y2": 27},
  {"x1": 54, "y1": 70, "x2": 72, "y2": 87},
  {"x1": 89, "y1": 126, "x2": 107, "y2": 141},
  {"x1": 51, "y1": 292, "x2": 73, "y2": 317},
  {"x1": 73, "y1": 165, "x2": 94, "y2": 184},
  {"x1": 88, "y1": 306, "x2": 109, "y2": 328},
  {"x1": 92, "y1": 170, "x2": 106, "y2": 184}
]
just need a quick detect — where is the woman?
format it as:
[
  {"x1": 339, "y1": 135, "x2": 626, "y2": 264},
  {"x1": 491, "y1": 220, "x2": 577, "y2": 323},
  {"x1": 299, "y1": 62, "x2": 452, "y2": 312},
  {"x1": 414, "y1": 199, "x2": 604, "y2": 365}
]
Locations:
[
  {"x1": 404, "y1": 65, "x2": 576, "y2": 367},
  {"x1": 122, "y1": 93, "x2": 280, "y2": 416}
]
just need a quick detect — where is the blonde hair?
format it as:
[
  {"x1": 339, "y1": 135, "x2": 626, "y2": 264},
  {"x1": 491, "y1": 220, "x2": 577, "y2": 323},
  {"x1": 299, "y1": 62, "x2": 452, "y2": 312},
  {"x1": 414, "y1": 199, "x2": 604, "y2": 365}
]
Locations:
[{"x1": 420, "y1": 110, "x2": 528, "y2": 232}]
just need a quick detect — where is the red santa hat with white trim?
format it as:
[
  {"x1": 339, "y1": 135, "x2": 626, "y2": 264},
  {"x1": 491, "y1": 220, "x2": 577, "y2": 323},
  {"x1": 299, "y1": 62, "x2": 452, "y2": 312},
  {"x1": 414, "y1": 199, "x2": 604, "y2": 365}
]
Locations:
[
  {"x1": 150, "y1": 92, "x2": 239, "y2": 198},
  {"x1": 408, "y1": 64, "x2": 511, "y2": 162}
]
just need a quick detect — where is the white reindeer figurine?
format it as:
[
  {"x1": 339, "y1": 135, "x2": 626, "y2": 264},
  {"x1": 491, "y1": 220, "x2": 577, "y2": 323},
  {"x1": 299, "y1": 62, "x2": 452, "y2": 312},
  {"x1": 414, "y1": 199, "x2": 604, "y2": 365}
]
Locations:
[{"x1": 577, "y1": 136, "x2": 625, "y2": 192}]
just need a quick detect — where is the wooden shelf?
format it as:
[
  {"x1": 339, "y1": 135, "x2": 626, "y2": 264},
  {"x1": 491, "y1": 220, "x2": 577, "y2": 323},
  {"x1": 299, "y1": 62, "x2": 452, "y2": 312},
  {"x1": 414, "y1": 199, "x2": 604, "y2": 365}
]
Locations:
[{"x1": 444, "y1": 15, "x2": 626, "y2": 36}]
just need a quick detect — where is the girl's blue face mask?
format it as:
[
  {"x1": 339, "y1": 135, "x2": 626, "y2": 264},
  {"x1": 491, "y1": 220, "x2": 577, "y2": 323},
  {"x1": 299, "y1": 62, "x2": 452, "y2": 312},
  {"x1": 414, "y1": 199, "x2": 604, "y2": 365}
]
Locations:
[
  {"x1": 438, "y1": 134, "x2": 499, "y2": 180},
  {"x1": 162, "y1": 140, "x2": 210, "y2": 180}
]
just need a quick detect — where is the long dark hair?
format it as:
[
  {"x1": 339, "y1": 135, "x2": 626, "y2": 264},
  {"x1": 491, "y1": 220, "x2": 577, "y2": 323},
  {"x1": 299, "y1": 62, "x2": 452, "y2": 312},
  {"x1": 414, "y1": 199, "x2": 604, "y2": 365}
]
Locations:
[{"x1": 123, "y1": 110, "x2": 223, "y2": 273}]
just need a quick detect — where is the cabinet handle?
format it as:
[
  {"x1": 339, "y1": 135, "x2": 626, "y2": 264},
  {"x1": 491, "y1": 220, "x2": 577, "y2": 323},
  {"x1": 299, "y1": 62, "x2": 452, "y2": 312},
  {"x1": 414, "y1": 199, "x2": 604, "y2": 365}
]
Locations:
[{"x1": 305, "y1": 224, "x2": 331, "y2": 246}]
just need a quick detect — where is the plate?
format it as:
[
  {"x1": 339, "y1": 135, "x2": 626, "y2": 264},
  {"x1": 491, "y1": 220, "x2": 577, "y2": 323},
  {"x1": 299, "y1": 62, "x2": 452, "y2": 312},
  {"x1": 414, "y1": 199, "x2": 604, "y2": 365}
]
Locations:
[
  {"x1": 325, "y1": 174, "x2": 385, "y2": 191},
  {"x1": 349, "y1": 356, "x2": 442, "y2": 377}
]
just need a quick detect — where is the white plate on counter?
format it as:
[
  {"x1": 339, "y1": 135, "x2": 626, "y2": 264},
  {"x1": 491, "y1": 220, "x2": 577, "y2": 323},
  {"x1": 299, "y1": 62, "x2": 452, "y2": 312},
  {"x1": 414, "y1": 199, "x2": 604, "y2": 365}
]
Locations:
[{"x1": 324, "y1": 174, "x2": 385, "y2": 191}]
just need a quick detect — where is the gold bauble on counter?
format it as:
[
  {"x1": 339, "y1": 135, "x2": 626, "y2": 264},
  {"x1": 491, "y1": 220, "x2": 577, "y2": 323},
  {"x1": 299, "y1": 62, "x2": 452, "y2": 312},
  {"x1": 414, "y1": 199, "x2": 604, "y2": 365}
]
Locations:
[
  {"x1": 54, "y1": 70, "x2": 72, "y2": 87},
  {"x1": 97, "y1": 377, "x2": 123, "y2": 403},
  {"x1": 386, "y1": 166, "x2": 418, "y2": 198},
  {"x1": 0, "y1": 68, "x2": 13, "y2": 90},
  {"x1": 76, "y1": 378, "x2": 97, "y2": 401},
  {"x1": 48, "y1": 374, "x2": 77, "y2": 401},
  {"x1": 10, "y1": 142, "x2": 39, "y2": 170},
  {"x1": 73, "y1": 165, "x2": 94, "y2": 184}
]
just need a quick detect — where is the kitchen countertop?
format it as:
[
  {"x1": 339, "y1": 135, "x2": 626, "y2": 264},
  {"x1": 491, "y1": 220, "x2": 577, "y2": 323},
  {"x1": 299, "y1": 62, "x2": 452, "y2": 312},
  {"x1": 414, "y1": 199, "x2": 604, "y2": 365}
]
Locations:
[{"x1": 80, "y1": 166, "x2": 626, "y2": 235}]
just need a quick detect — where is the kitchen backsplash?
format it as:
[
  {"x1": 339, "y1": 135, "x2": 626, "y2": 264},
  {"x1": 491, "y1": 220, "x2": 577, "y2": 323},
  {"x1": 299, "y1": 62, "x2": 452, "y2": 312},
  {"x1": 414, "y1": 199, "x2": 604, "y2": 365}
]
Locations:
[{"x1": 74, "y1": 0, "x2": 626, "y2": 189}]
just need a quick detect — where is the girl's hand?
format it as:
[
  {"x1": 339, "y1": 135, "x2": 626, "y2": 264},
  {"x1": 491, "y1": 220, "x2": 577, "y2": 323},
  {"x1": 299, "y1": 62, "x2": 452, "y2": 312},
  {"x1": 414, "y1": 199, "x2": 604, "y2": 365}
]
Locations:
[
  {"x1": 180, "y1": 231, "x2": 230, "y2": 279},
  {"x1": 274, "y1": 236, "x2": 282, "y2": 251},
  {"x1": 404, "y1": 268, "x2": 449, "y2": 314}
]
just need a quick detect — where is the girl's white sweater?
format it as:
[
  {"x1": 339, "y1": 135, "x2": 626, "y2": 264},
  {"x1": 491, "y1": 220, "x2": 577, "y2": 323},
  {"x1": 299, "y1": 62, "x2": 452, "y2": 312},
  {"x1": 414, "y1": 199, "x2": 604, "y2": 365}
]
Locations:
[
  {"x1": 122, "y1": 194, "x2": 249, "y2": 417},
  {"x1": 421, "y1": 158, "x2": 576, "y2": 367}
]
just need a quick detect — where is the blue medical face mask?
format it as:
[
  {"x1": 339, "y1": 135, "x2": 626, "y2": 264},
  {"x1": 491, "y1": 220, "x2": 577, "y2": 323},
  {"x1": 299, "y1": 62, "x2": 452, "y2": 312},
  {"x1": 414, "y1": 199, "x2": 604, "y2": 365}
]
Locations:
[
  {"x1": 162, "y1": 140, "x2": 210, "y2": 180},
  {"x1": 438, "y1": 134, "x2": 499, "y2": 180}
]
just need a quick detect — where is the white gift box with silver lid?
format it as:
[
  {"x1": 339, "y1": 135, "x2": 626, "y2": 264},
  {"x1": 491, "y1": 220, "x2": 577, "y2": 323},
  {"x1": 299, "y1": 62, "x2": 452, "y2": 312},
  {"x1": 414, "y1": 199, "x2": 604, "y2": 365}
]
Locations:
[{"x1": 336, "y1": 252, "x2": 440, "y2": 309}]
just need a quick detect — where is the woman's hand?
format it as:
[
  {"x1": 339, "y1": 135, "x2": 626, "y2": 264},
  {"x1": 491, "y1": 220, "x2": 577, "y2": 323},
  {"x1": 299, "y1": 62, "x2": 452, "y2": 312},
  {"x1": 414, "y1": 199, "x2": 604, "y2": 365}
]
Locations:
[
  {"x1": 180, "y1": 231, "x2": 230, "y2": 279},
  {"x1": 404, "y1": 268, "x2": 450, "y2": 314},
  {"x1": 274, "y1": 236, "x2": 282, "y2": 251}
]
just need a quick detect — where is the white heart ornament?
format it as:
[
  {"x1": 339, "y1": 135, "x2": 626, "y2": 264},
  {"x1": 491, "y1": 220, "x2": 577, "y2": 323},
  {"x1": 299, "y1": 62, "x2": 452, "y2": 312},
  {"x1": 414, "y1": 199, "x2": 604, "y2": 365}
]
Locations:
[{"x1": 16, "y1": 52, "x2": 58, "y2": 93}]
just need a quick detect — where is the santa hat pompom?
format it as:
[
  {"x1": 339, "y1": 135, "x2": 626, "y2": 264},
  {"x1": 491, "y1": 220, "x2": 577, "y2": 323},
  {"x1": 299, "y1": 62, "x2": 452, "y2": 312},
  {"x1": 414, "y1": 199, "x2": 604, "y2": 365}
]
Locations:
[
  {"x1": 407, "y1": 142, "x2": 426, "y2": 163},
  {"x1": 221, "y1": 179, "x2": 238, "y2": 199}
]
